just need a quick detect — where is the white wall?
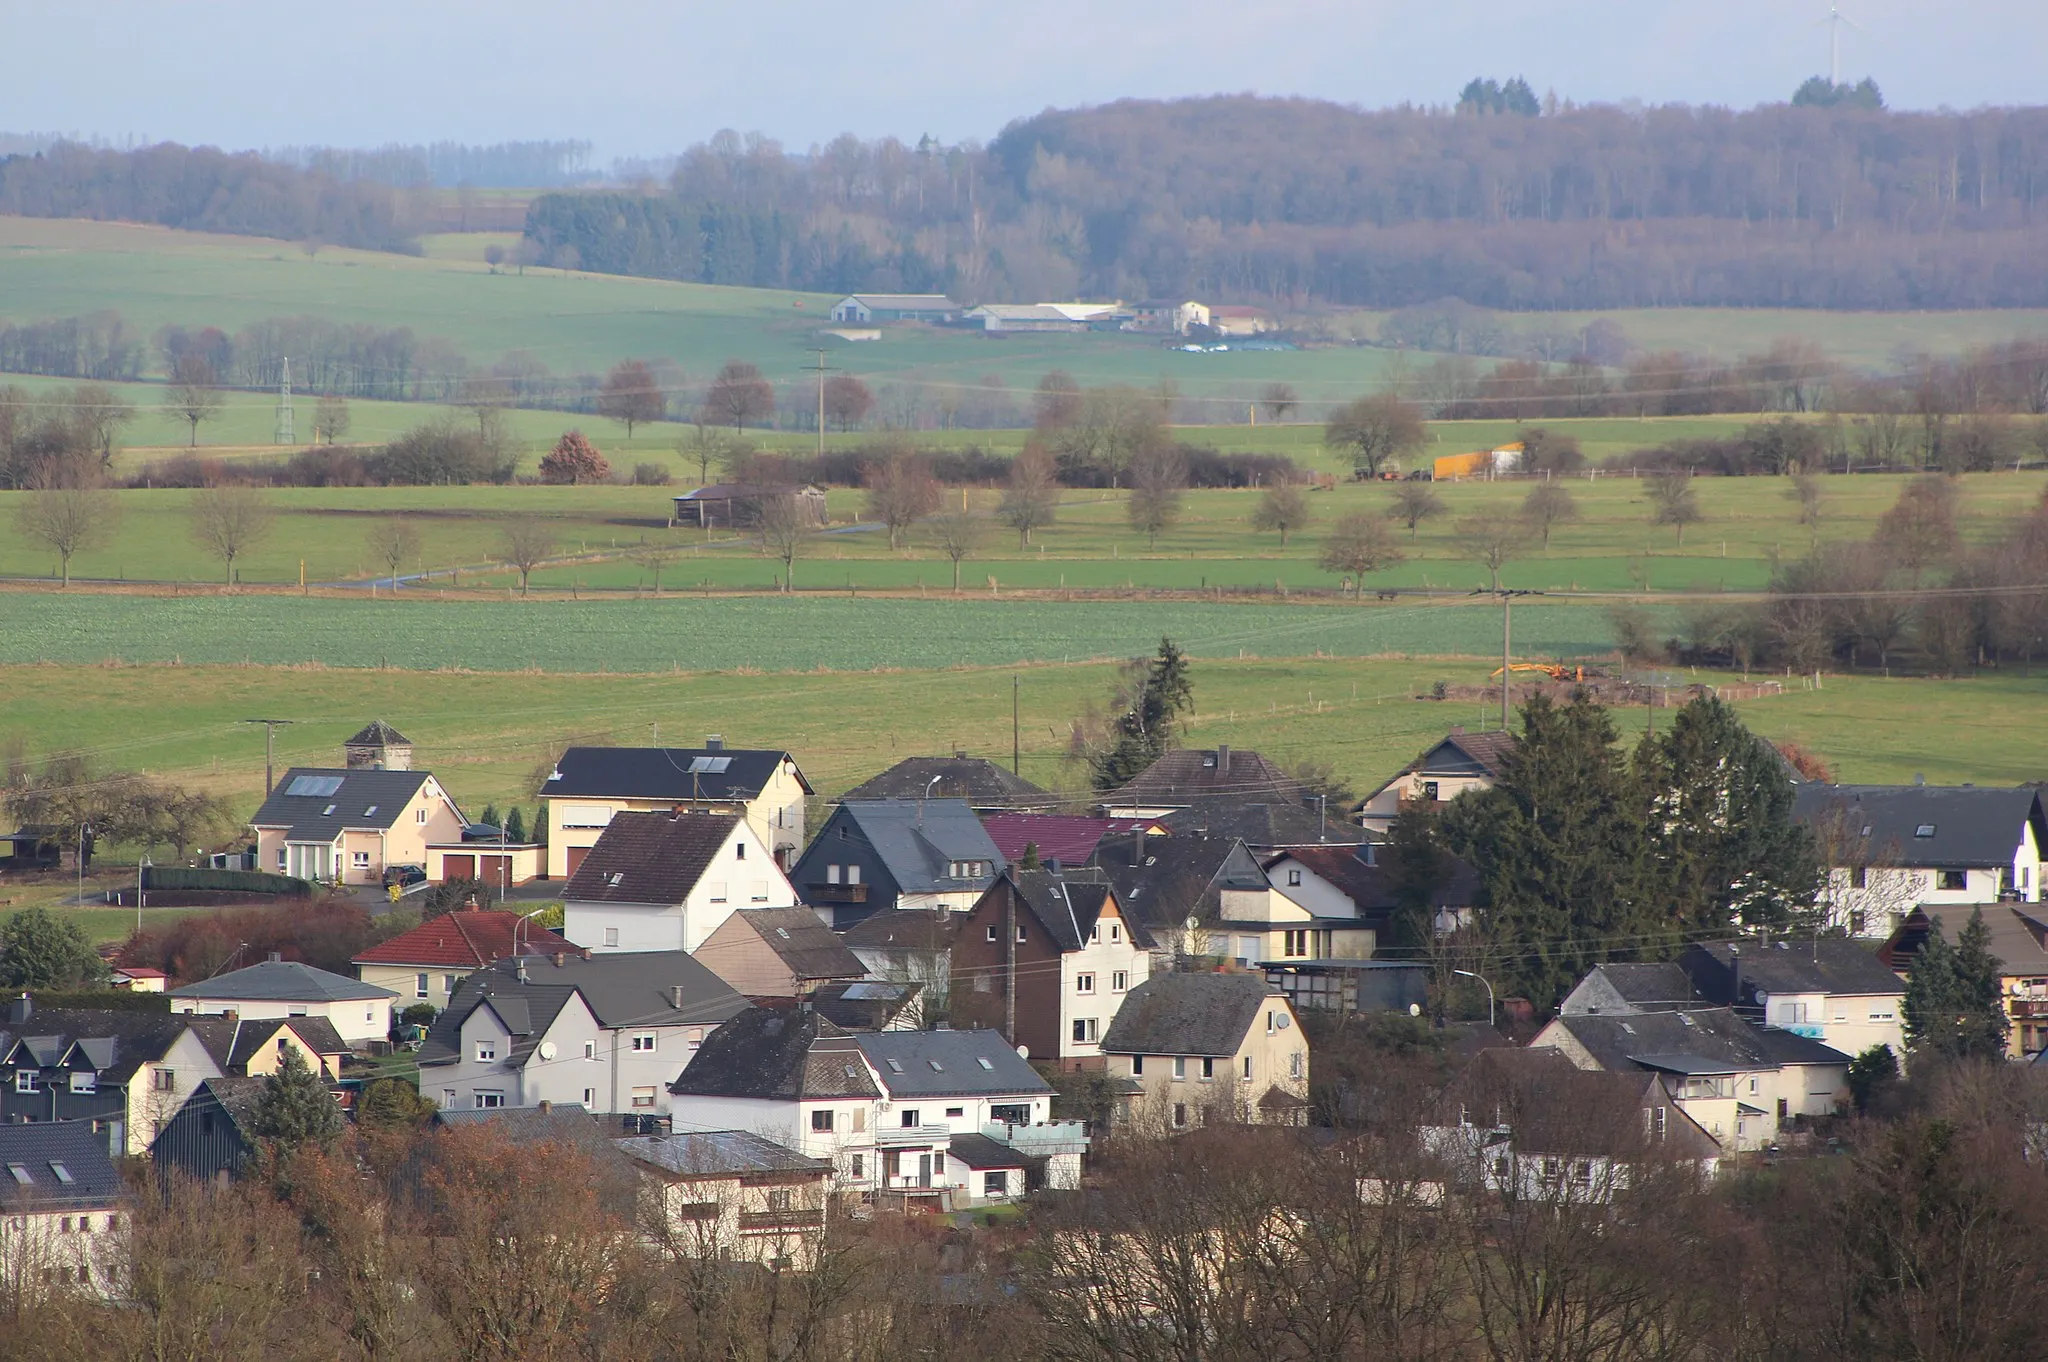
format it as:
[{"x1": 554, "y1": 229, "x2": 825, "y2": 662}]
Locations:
[
  {"x1": 1268, "y1": 857, "x2": 1359, "y2": 921},
  {"x1": 425, "y1": 995, "x2": 708, "y2": 1116},
  {"x1": 565, "y1": 820, "x2": 797, "y2": 954},
  {"x1": 174, "y1": 995, "x2": 392, "y2": 1046},
  {"x1": 129, "y1": 1028, "x2": 225, "y2": 1156},
  {"x1": 1058, "y1": 931, "x2": 1151, "y2": 1061}
]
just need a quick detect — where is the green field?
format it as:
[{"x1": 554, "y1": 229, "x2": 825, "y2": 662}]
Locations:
[{"x1": 2, "y1": 471, "x2": 2039, "y2": 596}]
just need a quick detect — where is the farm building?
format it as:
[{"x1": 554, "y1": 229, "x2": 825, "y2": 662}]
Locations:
[
  {"x1": 829, "y1": 294, "x2": 959, "y2": 324},
  {"x1": 671, "y1": 484, "x2": 829, "y2": 529}
]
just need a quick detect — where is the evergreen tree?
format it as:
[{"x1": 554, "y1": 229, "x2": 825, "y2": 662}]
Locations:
[
  {"x1": 503, "y1": 806, "x2": 526, "y2": 843},
  {"x1": 1383, "y1": 806, "x2": 1451, "y2": 952},
  {"x1": 355, "y1": 1077, "x2": 436, "y2": 1129},
  {"x1": 1953, "y1": 909, "x2": 2012, "y2": 1059},
  {"x1": 1903, "y1": 909, "x2": 2010, "y2": 1061},
  {"x1": 1636, "y1": 695, "x2": 1821, "y2": 934},
  {"x1": 478, "y1": 803, "x2": 500, "y2": 831},
  {"x1": 0, "y1": 907, "x2": 106, "y2": 989},
  {"x1": 1846, "y1": 1044, "x2": 1899, "y2": 1113},
  {"x1": 1440, "y1": 693, "x2": 1658, "y2": 1009},
  {"x1": 1019, "y1": 841, "x2": 1042, "y2": 872},
  {"x1": 248, "y1": 1047, "x2": 342, "y2": 1152},
  {"x1": 1089, "y1": 637, "x2": 1194, "y2": 791}
]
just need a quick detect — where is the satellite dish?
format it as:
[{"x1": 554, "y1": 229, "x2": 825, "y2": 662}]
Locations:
[
  {"x1": 1015, "y1": 1044, "x2": 1029, "y2": 1060},
  {"x1": 1184, "y1": 916, "x2": 1199, "y2": 932},
  {"x1": 1277, "y1": 1014, "x2": 1291, "y2": 1029},
  {"x1": 1409, "y1": 1003, "x2": 1422, "y2": 1017},
  {"x1": 536, "y1": 1041, "x2": 558, "y2": 1061}
]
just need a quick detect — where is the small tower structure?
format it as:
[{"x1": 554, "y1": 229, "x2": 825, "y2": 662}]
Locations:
[
  {"x1": 274, "y1": 356, "x2": 296, "y2": 445},
  {"x1": 343, "y1": 721, "x2": 413, "y2": 771}
]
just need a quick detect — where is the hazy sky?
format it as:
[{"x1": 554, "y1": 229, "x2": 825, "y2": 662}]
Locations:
[{"x1": 4, "y1": 0, "x2": 2040, "y2": 160}]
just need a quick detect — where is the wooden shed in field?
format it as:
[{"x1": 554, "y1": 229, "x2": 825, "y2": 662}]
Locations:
[{"x1": 671, "y1": 484, "x2": 829, "y2": 529}]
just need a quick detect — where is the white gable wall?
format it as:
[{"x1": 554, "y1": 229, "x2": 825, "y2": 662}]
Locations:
[{"x1": 565, "y1": 820, "x2": 796, "y2": 954}]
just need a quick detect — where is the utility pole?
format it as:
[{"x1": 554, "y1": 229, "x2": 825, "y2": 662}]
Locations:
[
  {"x1": 1502, "y1": 595, "x2": 1511, "y2": 731},
  {"x1": 1012, "y1": 675, "x2": 1021, "y2": 775},
  {"x1": 274, "y1": 356, "x2": 295, "y2": 446},
  {"x1": 1005, "y1": 887, "x2": 1017, "y2": 1046},
  {"x1": 241, "y1": 718, "x2": 295, "y2": 795},
  {"x1": 809, "y1": 349, "x2": 835, "y2": 462}
]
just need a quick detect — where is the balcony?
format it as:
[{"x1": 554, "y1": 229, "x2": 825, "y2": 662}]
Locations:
[
  {"x1": 983, "y1": 1120, "x2": 1090, "y2": 1157},
  {"x1": 738, "y1": 1209, "x2": 825, "y2": 1233},
  {"x1": 2012, "y1": 998, "x2": 2048, "y2": 1019},
  {"x1": 808, "y1": 882, "x2": 868, "y2": 905},
  {"x1": 876, "y1": 1122, "x2": 951, "y2": 1147}
]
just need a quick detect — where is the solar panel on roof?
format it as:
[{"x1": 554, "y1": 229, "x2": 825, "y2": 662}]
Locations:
[
  {"x1": 687, "y1": 756, "x2": 733, "y2": 774},
  {"x1": 285, "y1": 775, "x2": 344, "y2": 798},
  {"x1": 841, "y1": 983, "x2": 894, "y2": 1000}
]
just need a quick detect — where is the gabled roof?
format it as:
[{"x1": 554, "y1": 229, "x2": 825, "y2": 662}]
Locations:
[
  {"x1": 1681, "y1": 940, "x2": 1905, "y2": 1003},
  {"x1": 1398, "y1": 730, "x2": 1518, "y2": 782},
  {"x1": 1792, "y1": 783, "x2": 2047, "y2": 868},
  {"x1": 0, "y1": 1121, "x2": 125, "y2": 1210},
  {"x1": 999, "y1": 869, "x2": 1155, "y2": 952},
  {"x1": 1102, "y1": 748, "x2": 1304, "y2": 809},
  {"x1": 1099, "y1": 972, "x2": 1283, "y2": 1058},
  {"x1": 1095, "y1": 834, "x2": 1268, "y2": 929},
  {"x1": 716, "y1": 908, "x2": 866, "y2": 983},
  {"x1": 540, "y1": 745, "x2": 810, "y2": 801},
  {"x1": 250, "y1": 767, "x2": 436, "y2": 842},
  {"x1": 419, "y1": 952, "x2": 750, "y2": 1068},
  {"x1": 674, "y1": 484, "x2": 828, "y2": 503},
  {"x1": 1545, "y1": 1007, "x2": 1850, "y2": 1077},
  {"x1": 345, "y1": 720, "x2": 411, "y2": 747},
  {"x1": 820, "y1": 799, "x2": 1007, "y2": 895},
  {"x1": 808, "y1": 979, "x2": 922, "y2": 1031},
  {"x1": 853, "y1": 1030, "x2": 1051, "y2": 1099},
  {"x1": 168, "y1": 959, "x2": 396, "y2": 1004},
  {"x1": 562, "y1": 811, "x2": 740, "y2": 906},
  {"x1": 981, "y1": 813, "x2": 1144, "y2": 867},
  {"x1": 353, "y1": 907, "x2": 575, "y2": 970},
  {"x1": 1881, "y1": 904, "x2": 2048, "y2": 976},
  {"x1": 837, "y1": 293, "x2": 957, "y2": 309},
  {"x1": 1157, "y1": 800, "x2": 1367, "y2": 849},
  {"x1": 226, "y1": 1016, "x2": 351, "y2": 1070},
  {"x1": 618, "y1": 1129, "x2": 831, "y2": 1178},
  {"x1": 669, "y1": 1008, "x2": 881, "y2": 1101},
  {"x1": 1439, "y1": 1049, "x2": 1721, "y2": 1161},
  {"x1": 838, "y1": 909, "x2": 966, "y2": 954},
  {"x1": 0, "y1": 1008, "x2": 190, "y2": 1084},
  {"x1": 841, "y1": 756, "x2": 1053, "y2": 809},
  {"x1": 1559, "y1": 963, "x2": 1700, "y2": 1015},
  {"x1": 1270, "y1": 844, "x2": 1480, "y2": 916}
]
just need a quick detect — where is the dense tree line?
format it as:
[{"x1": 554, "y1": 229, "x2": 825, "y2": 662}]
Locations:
[
  {"x1": 264, "y1": 139, "x2": 593, "y2": 188},
  {"x1": 521, "y1": 96, "x2": 2048, "y2": 308},
  {"x1": 0, "y1": 141, "x2": 422, "y2": 251}
]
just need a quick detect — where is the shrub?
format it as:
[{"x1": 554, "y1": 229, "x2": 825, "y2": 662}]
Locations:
[
  {"x1": 539, "y1": 431, "x2": 610, "y2": 485},
  {"x1": 630, "y1": 461, "x2": 672, "y2": 486}
]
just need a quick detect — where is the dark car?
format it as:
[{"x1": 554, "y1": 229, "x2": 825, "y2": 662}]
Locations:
[
  {"x1": 382, "y1": 863, "x2": 427, "y2": 889},
  {"x1": 1405, "y1": 469, "x2": 1434, "y2": 481}
]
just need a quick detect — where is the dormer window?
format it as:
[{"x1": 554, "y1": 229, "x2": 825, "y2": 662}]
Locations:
[{"x1": 69, "y1": 1072, "x2": 95, "y2": 1094}]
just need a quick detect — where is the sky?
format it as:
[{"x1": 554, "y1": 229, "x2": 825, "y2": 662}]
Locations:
[{"x1": 3, "y1": 0, "x2": 2042, "y2": 161}]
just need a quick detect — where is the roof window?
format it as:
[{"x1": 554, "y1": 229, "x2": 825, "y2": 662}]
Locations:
[
  {"x1": 928, "y1": 1059, "x2": 944, "y2": 1072},
  {"x1": 885, "y1": 1058, "x2": 904, "y2": 1074},
  {"x1": 322, "y1": 804, "x2": 337, "y2": 816},
  {"x1": 48, "y1": 1162, "x2": 72, "y2": 1184},
  {"x1": 5, "y1": 1163, "x2": 28, "y2": 1185},
  {"x1": 687, "y1": 756, "x2": 733, "y2": 775},
  {"x1": 774, "y1": 928, "x2": 790, "y2": 939},
  {"x1": 607, "y1": 872, "x2": 624, "y2": 887},
  {"x1": 363, "y1": 805, "x2": 378, "y2": 817},
  {"x1": 1915, "y1": 824, "x2": 1937, "y2": 838},
  {"x1": 976, "y1": 1057, "x2": 994, "y2": 1070}
]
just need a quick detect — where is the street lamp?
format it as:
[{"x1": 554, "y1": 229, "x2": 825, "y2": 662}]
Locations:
[
  {"x1": 1454, "y1": 968, "x2": 1497, "y2": 1029},
  {"x1": 136, "y1": 855, "x2": 151, "y2": 936}
]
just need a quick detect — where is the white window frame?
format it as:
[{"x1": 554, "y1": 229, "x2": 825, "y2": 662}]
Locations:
[
  {"x1": 1111, "y1": 970, "x2": 1128, "y2": 992},
  {"x1": 475, "y1": 1040, "x2": 496, "y2": 1062},
  {"x1": 1075, "y1": 973, "x2": 1095, "y2": 995},
  {"x1": 631, "y1": 1033, "x2": 657, "y2": 1053}
]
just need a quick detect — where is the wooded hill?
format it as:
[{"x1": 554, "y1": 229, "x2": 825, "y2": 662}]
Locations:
[{"x1": 523, "y1": 96, "x2": 2048, "y2": 310}]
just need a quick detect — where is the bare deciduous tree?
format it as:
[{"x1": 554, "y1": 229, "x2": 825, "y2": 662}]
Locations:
[
  {"x1": 997, "y1": 445, "x2": 1061, "y2": 548},
  {"x1": 1250, "y1": 482, "x2": 1312, "y2": 545},
  {"x1": 864, "y1": 452, "x2": 943, "y2": 548},
  {"x1": 163, "y1": 355, "x2": 223, "y2": 447},
  {"x1": 1387, "y1": 482, "x2": 1447, "y2": 540},
  {"x1": 366, "y1": 518, "x2": 423, "y2": 587},
  {"x1": 14, "y1": 480, "x2": 115, "y2": 587},
  {"x1": 630, "y1": 538, "x2": 681, "y2": 594},
  {"x1": 499, "y1": 520, "x2": 554, "y2": 596},
  {"x1": 313, "y1": 392, "x2": 351, "y2": 445},
  {"x1": 66, "y1": 383, "x2": 133, "y2": 470},
  {"x1": 1455, "y1": 512, "x2": 1529, "y2": 590},
  {"x1": 1125, "y1": 443, "x2": 1187, "y2": 548},
  {"x1": 1647, "y1": 470, "x2": 1704, "y2": 546},
  {"x1": 755, "y1": 492, "x2": 813, "y2": 591},
  {"x1": 1520, "y1": 481, "x2": 1581, "y2": 549},
  {"x1": 597, "y1": 358, "x2": 666, "y2": 437},
  {"x1": 1259, "y1": 381, "x2": 1299, "y2": 422},
  {"x1": 1326, "y1": 393, "x2": 1426, "y2": 477},
  {"x1": 703, "y1": 360, "x2": 774, "y2": 431},
  {"x1": 928, "y1": 509, "x2": 983, "y2": 593},
  {"x1": 1788, "y1": 472, "x2": 1828, "y2": 544},
  {"x1": 823, "y1": 374, "x2": 875, "y2": 431},
  {"x1": 1320, "y1": 512, "x2": 1406, "y2": 594},
  {"x1": 188, "y1": 485, "x2": 274, "y2": 585}
]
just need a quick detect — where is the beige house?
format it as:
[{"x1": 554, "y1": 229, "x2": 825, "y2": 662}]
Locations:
[
  {"x1": 1099, "y1": 972, "x2": 1310, "y2": 1132},
  {"x1": 617, "y1": 1129, "x2": 833, "y2": 1269},
  {"x1": 250, "y1": 766, "x2": 466, "y2": 886},
  {"x1": 691, "y1": 907, "x2": 865, "y2": 999},
  {"x1": 1356, "y1": 730, "x2": 1516, "y2": 832},
  {"x1": 352, "y1": 903, "x2": 576, "y2": 1012},
  {"x1": 168, "y1": 958, "x2": 397, "y2": 1047},
  {"x1": 0, "y1": 1124, "x2": 125, "y2": 1301},
  {"x1": 539, "y1": 741, "x2": 812, "y2": 879}
]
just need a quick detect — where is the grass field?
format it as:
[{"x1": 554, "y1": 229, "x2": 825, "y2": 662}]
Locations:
[{"x1": 2, "y1": 471, "x2": 2039, "y2": 596}]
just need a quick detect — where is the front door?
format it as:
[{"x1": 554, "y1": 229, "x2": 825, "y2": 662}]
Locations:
[{"x1": 916, "y1": 1153, "x2": 931, "y2": 1188}]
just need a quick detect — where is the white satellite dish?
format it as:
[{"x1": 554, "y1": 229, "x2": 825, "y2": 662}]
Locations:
[{"x1": 537, "y1": 1041, "x2": 558, "y2": 1061}]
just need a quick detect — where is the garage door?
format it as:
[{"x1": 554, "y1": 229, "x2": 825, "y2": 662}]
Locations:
[
  {"x1": 565, "y1": 846, "x2": 590, "y2": 877},
  {"x1": 479, "y1": 856, "x2": 511, "y2": 889},
  {"x1": 442, "y1": 854, "x2": 475, "y2": 882}
]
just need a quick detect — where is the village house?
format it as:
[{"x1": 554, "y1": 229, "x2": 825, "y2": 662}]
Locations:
[
  {"x1": 792, "y1": 798, "x2": 1006, "y2": 927},
  {"x1": 616, "y1": 1128, "x2": 834, "y2": 1268},
  {"x1": 352, "y1": 902, "x2": 577, "y2": 1011},
  {"x1": 167, "y1": 956, "x2": 397, "y2": 1047},
  {"x1": 838, "y1": 910, "x2": 963, "y2": 1029},
  {"x1": 1880, "y1": 903, "x2": 2048, "y2": 1059},
  {"x1": 0, "y1": 999, "x2": 227, "y2": 1155},
  {"x1": 692, "y1": 907, "x2": 867, "y2": 1000},
  {"x1": 839, "y1": 754, "x2": 1056, "y2": 813},
  {"x1": 1794, "y1": 783, "x2": 2047, "y2": 936},
  {"x1": 539, "y1": 740, "x2": 812, "y2": 877},
  {"x1": 1355, "y1": 729, "x2": 1517, "y2": 832},
  {"x1": 250, "y1": 730, "x2": 467, "y2": 887},
  {"x1": 1558, "y1": 962, "x2": 1700, "y2": 1017},
  {"x1": 0, "y1": 1121, "x2": 126, "y2": 1298},
  {"x1": 1208, "y1": 304, "x2": 1277, "y2": 336},
  {"x1": 417, "y1": 951, "x2": 750, "y2": 1116},
  {"x1": 980, "y1": 813, "x2": 1156, "y2": 870},
  {"x1": 1098, "y1": 745, "x2": 1305, "y2": 819},
  {"x1": 149, "y1": 1074, "x2": 266, "y2": 1186},
  {"x1": 1680, "y1": 940, "x2": 1907, "y2": 1062},
  {"x1": 949, "y1": 868, "x2": 1155, "y2": 1069},
  {"x1": 561, "y1": 810, "x2": 798, "y2": 955},
  {"x1": 1099, "y1": 972, "x2": 1310, "y2": 1132},
  {"x1": 806, "y1": 980, "x2": 924, "y2": 1032},
  {"x1": 1097, "y1": 832, "x2": 1372, "y2": 966},
  {"x1": 828, "y1": 294, "x2": 959, "y2": 325},
  {"x1": 1123, "y1": 300, "x2": 1210, "y2": 335},
  {"x1": 1153, "y1": 798, "x2": 1365, "y2": 853},
  {"x1": 1263, "y1": 841, "x2": 1483, "y2": 944}
]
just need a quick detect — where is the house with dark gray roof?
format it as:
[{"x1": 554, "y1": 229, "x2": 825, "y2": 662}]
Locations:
[
  {"x1": 1099, "y1": 746, "x2": 1305, "y2": 817},
  {"x1": 1096, "y1": 832, "x2": 1354, "y2": 968},
  {"x1": 168, "y1": 956, "x2": 398, "y2": 1046},
  {"x1": 251, "y1": 762, "x2": 466, "y2": 888},
  {"x1": 0, "y1": 998, "x2": 227, "y2": 1156},
  {"x1": 1156, "y1": 799, "x2": 1366, "y2": 851},
  {"x1": 1794, "y1": 783, "x2": 2048, "y2": 937},
  {"x1": 692, "y1": 906, "x2": 865, "y2": 999},
  {"x1": 1532, "y1": 1003, "x2": 1853, "y2": 1151},
  {"x1": 0, "y1": 1120, "x2": 126, "y2": 1293},
  {"x1": 1557, "y1": 963, "x2": 1701, "y2": 1018},
  {"x1": 560, "y1": 810, "x2": 799, "y2": 955},
  {"x1": 950, "y1": 869, "x2": 1154, "y2": 1068},
  {"x1": 1881, "y1": 904, "x2": 2048, "y2": 1060},
  {"x1": 1099, "y1": 972, "x2": 1309, "y2": 1132},
  {"x1": 839, "y1": 755, "x2": 1055, "y2": 812},
  {"x1": 792, "y1": 798, "x2": 1006, "y2": 928},
  {"x1": 149, "y1": 1075, "x2": 266, "y2": 1185},
  {"x1": 418, "y1": 951, "x2": 749, "y2": 1118},
  {"x1": 539, "y1": 740, "x2": 812, "y2": 878},
  {"x1": 1356, "y1": 729, "x2": 1518, "y2": 831},
  {"x1": 1262, "y1": 842, "x2": 1482, "y2": 942},
  {"x1": 1681, "y1": 940, "x2": 1906, "y2": 1060},
  {"x1": 617, "y1": 1127, "x2": 834, "y2": 1266}
]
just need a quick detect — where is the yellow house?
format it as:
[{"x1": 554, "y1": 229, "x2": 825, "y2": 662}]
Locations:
[
  {"x1": 250, "y1": 767, "x2": 466, "y2": 887},
  {"x1": 539, "y1": 741, "x2": 812, "y2": 879},
  {"x1": 1100, "y1": 972, "x2": 1310, "y2": 1133}
]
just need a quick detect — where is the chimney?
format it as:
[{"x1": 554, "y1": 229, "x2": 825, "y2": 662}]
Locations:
[
  {"x1": 668, "y1": 985, "x2": 685, "y2": 1009},
  {"x1": 1728, "y1": 945, "x2": 1741, "y2": 1012},
  {"x1": 553, "y1": 952, "x2": 567, "y2": 968},
  {"x1": 537, "y1": 1099, "x2": 552, "y2": 1114},
  {"x1": 8, "y1": 994, "x2": 29, "y2": 1025},
  {"x1": 705, "y1": 734, "x2": 725, "y2": 752},
  {"x1": 1132, "y1": 828, "x2": 1146, "y2": 862},
  {"x1": 516, "y1": 960, "x2": 529, "y2": 983},
  {"x1": 266, "y1": 951, "x2": 282, "y2": 964},
  {"x1": 1216, "y1": 745, "x2": 1231, "y2": 776}
]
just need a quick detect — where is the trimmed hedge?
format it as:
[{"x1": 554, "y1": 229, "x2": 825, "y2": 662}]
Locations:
[{"x1": 143, "y1": 867, "x2": 312, "y2": 898}]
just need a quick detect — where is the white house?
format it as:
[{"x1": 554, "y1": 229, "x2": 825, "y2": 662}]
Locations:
[
  {"x1": 828, "y1": 294, "x2": 959, "y2": 325},
  {"x1": 616, "y1": 1128, "x2": 835, "y2": 1268},
  {"x1": 562, "y1": 811, "x2": 799, "y2": 955},
  {"x1": 539, "y1": 742, "x2": 812, "y2": 879},
  {"x1": 166, "y1": 957, "x2": 396, "y2": 1047},
  {"x1": 1356, "y1": 730, "x2": 1517, "y2": 833},
  {"x1": 1680, "y1": 940, "x2": 1907, "y2": 1062},
  {"x1": 1794, "y1": 784, "x2": 2048, "y2": 937},
  {"x1": 416, "y1": 951, "x2": 751, "y2": 1116},
  {"x1": 0, "y1": 1122, "x2": 126, "y2": 1299}
]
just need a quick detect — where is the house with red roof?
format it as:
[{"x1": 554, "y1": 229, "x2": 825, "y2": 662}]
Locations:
[{"x1": 352, "y1": 903, "x2": 576, "y2": 1011}]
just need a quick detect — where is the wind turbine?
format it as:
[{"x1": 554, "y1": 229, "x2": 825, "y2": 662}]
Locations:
[{"x1": 1821, "y1": 2, "x2": 1862, "y2": 86}]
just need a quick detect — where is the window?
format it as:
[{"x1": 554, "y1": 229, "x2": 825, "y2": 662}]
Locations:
[
  {"x1": 604, "y1": 928, "x2": 620, "y2": 948},
  {"x1": 900, "y1": 1109, "x2": 920, "y2": 1128},
  {"x1": 14, "y1": 1071, "x2": 37, "y2": 1094},
  {"x1": 4, "y1": 1164, "x2": 27, "y2": 1185},
  {"x1": 155, "y1": 1068, "x2": 177, "y2": 1091},
  {"x1": 1421, "y1": 780, "x2": 1441, "y2": 801},
  {"x1": 582, "y1": 1088, "x2": 595, "y2": 1106},
  {"x1": 60, "y1": 1217, "x2": 72, "y2": 1233},
  {"x1": 991, "y1": 1103, "x2": 1029, "y2": 1125},
  {"x1": 416, "y1": 973, "x2": 430, "y2": 999},
  {"x1": 850, "y1": 1153, "x2": 865, "y2": 1179},
  {"x1": 708, "y1": 883, "x2": 728, "y2": 903},
  {"x1": 1172, "y1": 1057, "x2": 1186, "y2": 1080},
  {"x1": 475, "y1": 1091, "x2": 504, "y2": 1109},
  {"x1": 734, "y1": 841, "x2": 745, "y2": 861},
  {"x1": 443, "y1": 1090, "x2": 456, "y2": 1107},
  {"x1": 277, "y1": 849, "x2": 288, "y2": 870},
  {"x1": 1110, "y1": 923, "x2": 1121, "y2": 943},
  {"x1": 766, "y1": 1188, "x2": 791, "y2": 1210},
  {"x1": 1112, "y1": 971, "x2": 1128, "y2": 992},
  {"x1": 1915, "y1": 823, "x2": 1937, "y2": 838},
  {"x1": 1131, "y1": 1055, "x2": 1144, "y2": 1075},
  {"x1": 1016, "y1": 924, "x2": 1027, "y2": 942},
  {"x1": 1851, "y1": 866, "x2": 1869, "y2": 889},
  {"x1": 945, "y1": 1106, "x2": 965, "y2": 1119},
  {"x1": 583, "y1": 1040, "x2": 596, "y2": 1059},
  {"x1": 986, "y1": 926, "x2": 998, "y2": 942},
  {"x1": 1283, "y1": 930, "x2": 1309, "y2": 958},
  {"x1": 827, "y1": 863, "x2": 842, "y2": 884},
  {"x1": 847, "y1": 866, "x2": 860, "y2": 885},
  {"x1": 851, "y1": 1108, "x2": 865, "y2": 1133},
  {"x1": 1289, "y1": 1052, "x2": 1304, "y2": 1079},
  {"x1": 631, "y1": 1034, "x2": 657, "y2": 1052},
  {"x1": 1242, "y1": 1056, "x2": 1253, "y2": 1079},
  {"x1": 1939, "y1": 870, "x2": 1968, "y2": 891},
  {"x1": 1089, "y1": 923, "x2": 1100, "y2": 943},
  {"x1": 444, "y1": 974, "x2": 458, "y2": 994},
  {"x1": 1200, "y1": 1057, "x2": 1215, "y2": 1081},
  {"x1": 69, "y1": 1072, "x2": 95, "y2": 1094},
  {"x1": 352, "y1": 851, "x2": 370, "y2": 869},
  {"x1": 631, "y1": 1087, "x2": 656, "y2": 1109},
  {"x1": 1072, "y1": 1018, "x2": 1099, "y2": 1044},
  {"x1": 417, "y1": 807, "x2": 427, "y2": 824},
  {"x1": 983, "y1": 1171, "x2": 1007, "y2": 1196},
  {"x1": 1075, "y1": 973, "x2": 1095, "y2": 995},
  {"x1": 1267, "y1": 1010, "x2": 1281, "y2": 1034},
  {"x1": 812, "y1": 1110, "x2": 835, "y2": 1133},
  {"x1": 1172, "y1": 1103, "x2": 1188, "y2": 1129},
  {"x1": 1286, "y1": 869, "x2": 1303, "y2": 887},
  {"x1": 475, "y1": 1041, "x2": 496, "y2": 1062}
]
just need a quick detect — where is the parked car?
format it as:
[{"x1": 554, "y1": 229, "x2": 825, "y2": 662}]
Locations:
[
  {"x1": 382, "y1": 863, "x2": 427, "y2": 889},
  {"x1": 1405, "y1": 469, "x2": 1434, "y2": 481}
]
